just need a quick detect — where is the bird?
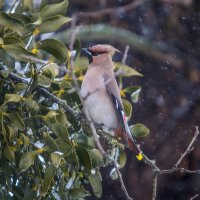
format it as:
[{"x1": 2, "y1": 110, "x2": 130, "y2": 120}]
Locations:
[{"x1": 80, "y1": 44, "x2": 135, "y2": 151}]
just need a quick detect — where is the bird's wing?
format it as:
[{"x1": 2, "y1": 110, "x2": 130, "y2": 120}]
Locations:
[{"x1": 103, "y1": 73, "x2": 135, "y2": 147}]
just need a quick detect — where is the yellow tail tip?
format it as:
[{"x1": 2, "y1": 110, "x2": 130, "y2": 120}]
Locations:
[{"x1": 136, "y1": 152, "x2": 143, "y2": 161}]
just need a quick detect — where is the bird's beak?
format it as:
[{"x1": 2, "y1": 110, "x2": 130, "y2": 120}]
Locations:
[{"x1": 81, "y1": 48, "x2": 92, "y2": 57}]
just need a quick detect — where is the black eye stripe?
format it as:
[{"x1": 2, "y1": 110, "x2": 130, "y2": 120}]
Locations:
[{"x1": 90, "y1": 51, "x2": 107, "y2": 56}]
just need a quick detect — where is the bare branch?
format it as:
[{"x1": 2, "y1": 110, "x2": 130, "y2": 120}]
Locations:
[
  {"x1": 159, "y1": 168, "x2": 200, "y2": 175},
  {"x1": 190, "y1": 194, "x2": 199, "y2": 200},
  {"x1": 152, "y1": 174, "x2": 158, "y2": 200},
  {"x1": 113, "y1": 161, "x2": 133, "y2": 200},
  {"x1": 122, "y1": 45, "x2": 130, "y2": 65},
  {"x1": 174, "y1": 126, "x2": 200, "y2": 168},
  {"x1": 75, "y1": 0, "x2": 143, "y2": 18}
]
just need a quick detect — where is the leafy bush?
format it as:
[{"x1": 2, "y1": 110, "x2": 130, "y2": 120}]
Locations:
[{"x1": 0, "y1": 1, "x2": 148, "y2": 199}]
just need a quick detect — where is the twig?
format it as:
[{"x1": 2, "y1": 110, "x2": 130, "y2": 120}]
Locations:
[
  {"x1": 122, "y1": 45, "x2": 130, "y2": 65},
  {"x1": 113, "y1": 161, "x2": 133, "y2": 200},
  {"x1": 174, "y1": 126, "x2": 200, "y2": 168},
  {"x1": 161, "y1": 0, "x2": 192, "y2": 6},
  {"x1": 149, "y1": 126, "x2": 200, "y2": 199},
  {"x1": 190, "y1": 194, "x2": 199, "y2": 200},
  {"x1": 152, "y1": 173, "x2": 158, "y2": 200},
  {"x1": 159, "y1": 168, "x2": 200, "y2": 175},
  {"x1": 74, "y1": 0, "x2": 143, "y2": 18}
]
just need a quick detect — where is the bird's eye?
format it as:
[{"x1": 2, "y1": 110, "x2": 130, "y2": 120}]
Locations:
[{"x1": 91, "y1": 51, "x2": 106, "y2": 56}]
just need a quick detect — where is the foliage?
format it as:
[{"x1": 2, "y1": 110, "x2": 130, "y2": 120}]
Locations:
[{"x1": 0, "y1": 1, "x2": 149, "y2": 199}]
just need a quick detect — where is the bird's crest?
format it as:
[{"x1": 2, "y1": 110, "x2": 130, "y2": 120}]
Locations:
[{"x1": 88, "y1": 44, "x2": 120, "y2": 56}]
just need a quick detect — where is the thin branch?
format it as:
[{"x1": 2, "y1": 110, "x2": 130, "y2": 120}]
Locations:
[
  {"x1": 113, "y1": 161, "x2": 133, "y2": 200},
  {"x1": 152, "y1": 173, "x2": 158, "y2": 200},
  {"x1": 158, "y1": 168, "x2": 200, "y2": 175},
  {"x1": 190, "y1": 194, "x2": 199, "y2": 200},
  {"x1": 74, "y1": 0, "x2": 143, "y2": 18},
  {"x1": 122, "y1": 45, "x2": 130, "y2": 65},
  {"x1": 160, "y1": 0, "x2": 192, "y2": 6},
  {"x1": 174, "y1": 126, "x2": 200, "y2": 168}
]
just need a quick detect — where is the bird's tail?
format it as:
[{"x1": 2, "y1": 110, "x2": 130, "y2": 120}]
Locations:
[{"x1": 115, "y1": 125, "x2": 136, "y2": 151}]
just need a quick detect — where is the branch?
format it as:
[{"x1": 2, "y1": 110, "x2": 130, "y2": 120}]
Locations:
[
  {"x1": 149, "y1": 126, "x2": 200, "y2": 200},
  {"x1": 6, "y1": 72, "x2": 81, "y2": 122},
  {"x1": 174, "y1": 126, "x2": 200, "y2": 168},
  {"x1": 113, "y1": 161, "x2": 133, "y2": 200},
  {"x1": 190, "y1": 194, "x2": 199, "y2": 200},
  {"x1": 158, "y1": 168, "x2": 200, "y2": 175},
  {"x1": 53, "y1": 24, "x2": 200, "y2": 68},
  {"x1": 74, "y1": 0, "x2": 143, "y2": 18},
  {"x1": 152, "y1": 174, "x2": 158, "y2": 200}
]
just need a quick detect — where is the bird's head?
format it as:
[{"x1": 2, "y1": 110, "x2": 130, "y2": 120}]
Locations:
[{"x1": 82, "y1": 44, "x2": 120, "y2": 64}]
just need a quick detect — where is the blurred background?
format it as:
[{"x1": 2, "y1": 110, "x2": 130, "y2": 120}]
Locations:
[{"x1": 66, "y1": 0, "x2": 200, "y2": 199}]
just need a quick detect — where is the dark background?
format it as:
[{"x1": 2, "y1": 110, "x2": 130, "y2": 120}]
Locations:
[{"x1": 68, "y1": 0, "x2": 200, "y2": 199}]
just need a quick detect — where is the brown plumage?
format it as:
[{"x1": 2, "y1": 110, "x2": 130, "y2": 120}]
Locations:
[{"x1": 81, "y1": 44, "x2": 135, "y2": 150}]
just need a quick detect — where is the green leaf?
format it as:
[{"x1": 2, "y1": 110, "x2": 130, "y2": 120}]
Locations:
[
  {"x1": 22, "y1": 0, "x2": 34, "y2": 12},
  {"x1": 41, "y1": 164, "x2": 56, "y2": 197},
  {"x1": 50, "y1": 152, "x2": 63, "y2": 168},
  {"x1": 3, "y1": 145, "x2": 15, "y2": 162},
  {"x1": 44, "y1": 110, "x2": 59, "y2": 123},
  {"x1": 115, "y1": 148, "x2": 127, "y2": 169},
  {"x1": 40, "y1": 0, "x2": 69, "y2": 19},
  {"x1": 5, "y1": 125, "x2": 17, "y2": 141},
  {"x1": 0, "y1": 0, "x2": 4, "y2": 8},
  {"x1": 130, "y1": 123, "x2": 150, "y2": 137},
  {"x1": 51, "y1": 122, "x2": 70, "y2": 144},
  {"x1": 75, "y1": 134, "x2": 95, "y2": 149},
  {"x1": 22, "y1": 190, "x2": 36, "y2": 200},
  {"x1": 5, "y1": 93, "x2": 21, "y2": 102},
  {"x1": 3, "y1": 44, "x2": 40, "y2": 62},
  {"x1": 122, "y1": 99, "x2": 132, "y2": 121},
  {"x1": 38, "y1": 15, "x2": 71, "y2": 33},
  {"x1": 41, "y1": 63, "x2": 60, "y2": 78},
  {"x1": 0, "y1": 111, "x2": 6, "y2": 140},
  {"x1": 88, "y1": 149, "x2": 104, "y2": 168},
  {"x1": 115, "y1": 62, "x2": 143, "y2": 77},
  {"x1": 0, "y1": 48, "x2": 15, "y2": 66},
  {"x1": 69, "y1": 187, "x2": 90, "y2": 199},
  {"x1": 76, "y1": 146, "x2": 92, "y2": 174},
  {"x1": 5, "y1": 113, "x2": 25, "y2": 130},
  {"x1": 37, "y1": 74, "x2": 51, "y2": 87},
  {"x1": 0, "y1": 12, "x2": 25, "y2": 36},
  {"x1": 3, "y1": 36, "x2": 24, "y2": 46},
  {"x1": 22, "y1": 98, "x2": 39, "y2": 111},
  {"x1": 9, "y1": 13, "x2": 30, "y2": 24},
  {"x1": 110, "y1": 168, "x2": 118, "y2": 180},
  {"x1": 37, "y1": 39, "x2": 67, "y2": 63},
  {"x1": 14, "y1": 83, "x2": 28, "y2": 93},
  {"x1": 88, "y1": 171, "x2": 102, "y2": 198},
  {"x1": 43, "y1": 133, "x2": 59, "y2": 153},
  {"x1": 19, "y1": 150, "x2": 38, "y2": 171},
  {"x1": 21, "y1": 133, "x2": 30, "y2": 149},
  {"x1": 124, "y1": 86, "x2": 141, "y2": 103},
  {"x1": 59, "y1": 79, "x2": 72, "y2": 89}
]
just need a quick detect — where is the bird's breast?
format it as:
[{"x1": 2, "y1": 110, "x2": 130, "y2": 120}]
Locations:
[{"x1": 81, "y1": 73, "x2": 119, "y2": 130}]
